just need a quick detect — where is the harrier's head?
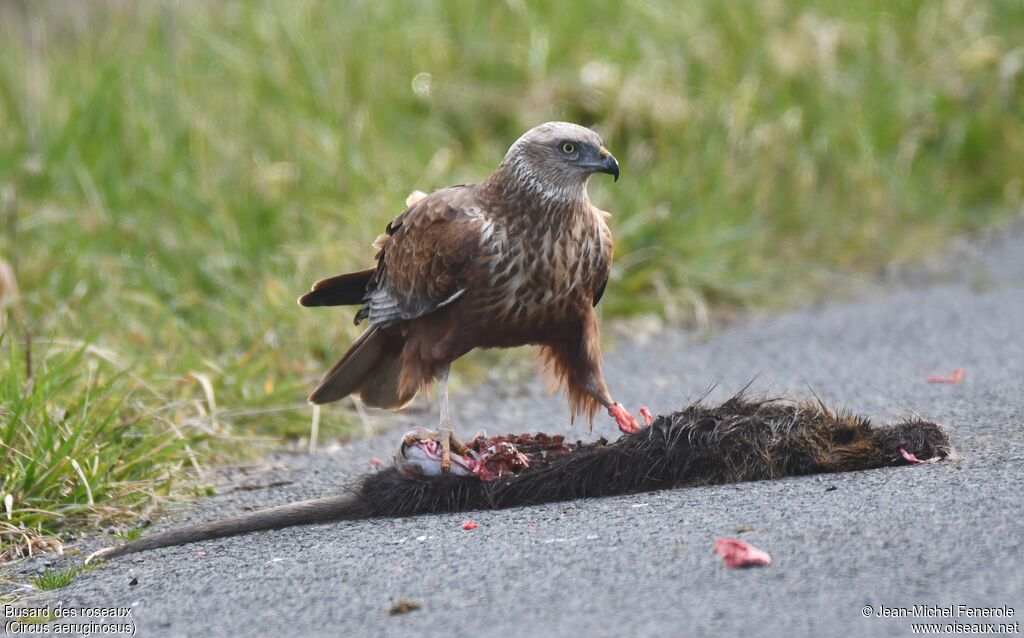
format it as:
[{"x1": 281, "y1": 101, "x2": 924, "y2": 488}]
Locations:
[{"x1": 494, "y1": 122, "x2": 619, "y2": 201}]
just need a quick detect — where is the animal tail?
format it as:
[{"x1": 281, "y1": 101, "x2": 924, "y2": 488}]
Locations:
[
  {"x1": 298, "y1": 268, "x2": 374, "y2": 307},
  {"x1": 86, "y1": 493, "x2": 361, "y2": 563},
  {"x1": 308, "y1": 326, "x2": 417, "y2": 409}
]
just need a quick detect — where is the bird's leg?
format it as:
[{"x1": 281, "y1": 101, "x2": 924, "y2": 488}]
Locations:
[
  {"x1": 437, "y1": 365, "x2": 467, "y2": 474},
  {"x1": 607, "y1": 402, "x2": 654, "y2": 432},
  {"x1": 567, "y1": 309, "x2": 653, "y2": 435},
  {"x1": 607, "y1": 402, "x2": 641, "y2": 434},
  {"x1": 583, "y1": 382, "x2": 652, "y2": 434}
]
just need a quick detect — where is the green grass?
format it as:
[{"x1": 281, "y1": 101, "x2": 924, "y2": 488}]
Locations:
[
  {"x1": 0, "y1": 333, "x2": 198, "y2": 545},
  {"x1": 0, "y1": 1, "x2": 1022, "y2": 547},
  {"x1": 32, "y1": 564, "x2": 100, "y2": 592}
]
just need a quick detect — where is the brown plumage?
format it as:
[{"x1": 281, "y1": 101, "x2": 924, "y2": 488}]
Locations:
[{"x1": 301, "y1": 122, "x2": 641, "y2": 467}]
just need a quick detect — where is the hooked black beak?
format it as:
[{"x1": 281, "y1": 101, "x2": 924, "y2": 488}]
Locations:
[{"x1": 597, "y1": 145, "x2": 620, "y2": 182}]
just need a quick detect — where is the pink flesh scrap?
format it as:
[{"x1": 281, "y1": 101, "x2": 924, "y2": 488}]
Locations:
[
  {"x1": 714, "y1": 538, "x2": 772, "y2": 568},
  {"x1": 898, "y1": 447, "x2": 925, "y2": 464},
  {"x1": 926, "y1": 367, "x2": 964, "y2": 384}
]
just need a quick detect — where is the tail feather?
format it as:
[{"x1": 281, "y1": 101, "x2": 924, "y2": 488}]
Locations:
[
  {"x1": 299, "y1": 268, "x2": 374, "y2": 307},
  {"x1": 309, "y1": 326, "x2": 416, "y2": 408},
  {"x1": 309, "y1": 327, "x2": 384, "y2": 404},
  {"x1": 357, "y1": 345, "x2": 417, "y2": 409}
]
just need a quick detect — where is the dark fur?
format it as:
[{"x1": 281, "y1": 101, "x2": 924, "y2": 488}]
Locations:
[{"x1": 90, "y1": 396, "x2": 952, "y2": 561}]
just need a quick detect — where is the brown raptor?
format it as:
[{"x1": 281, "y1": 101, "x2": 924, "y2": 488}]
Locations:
[{"x1": 300, "y1": 122, "x2": 644, "y2": 469}]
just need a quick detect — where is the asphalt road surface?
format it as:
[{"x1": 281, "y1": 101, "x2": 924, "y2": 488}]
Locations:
[{"x1": 5, "y1": 229, "x2": 1023, "y2": 637}]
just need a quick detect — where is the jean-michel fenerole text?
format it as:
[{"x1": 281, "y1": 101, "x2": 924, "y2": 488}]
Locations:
[{"x1": 874, "y1": 604, "x2": 1015, "y2": 619}]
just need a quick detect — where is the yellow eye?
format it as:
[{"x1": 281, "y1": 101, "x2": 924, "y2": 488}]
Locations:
[{"x1": 560, "y1": 142, "x2": 576, "y2": 154}]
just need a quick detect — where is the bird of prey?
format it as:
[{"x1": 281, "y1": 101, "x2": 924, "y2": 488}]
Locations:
[{"x1": 300, "y1": 121, "x2": 646, "y2": 471}]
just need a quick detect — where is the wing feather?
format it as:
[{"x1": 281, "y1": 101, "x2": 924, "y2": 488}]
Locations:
[{"x1": 355, "y1": 186, "x2": 485, "y2": 327}]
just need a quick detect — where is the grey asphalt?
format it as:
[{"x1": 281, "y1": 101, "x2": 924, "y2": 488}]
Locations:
[{"x1": 5, "y1": 228, "x2": 1024, "y2": 638}]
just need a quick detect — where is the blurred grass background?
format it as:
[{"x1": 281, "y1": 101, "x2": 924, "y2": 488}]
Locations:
[{"x1": 1, "y1": 0, "x2": 1022, "y2": 546}]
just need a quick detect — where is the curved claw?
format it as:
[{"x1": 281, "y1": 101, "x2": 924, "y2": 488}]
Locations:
[
  {"x1": 639, "y1": 407, "x2": 654, "y2": 426},
  {"x1": 608, "y1": 403, "x2": 641, "y2": 434}
]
